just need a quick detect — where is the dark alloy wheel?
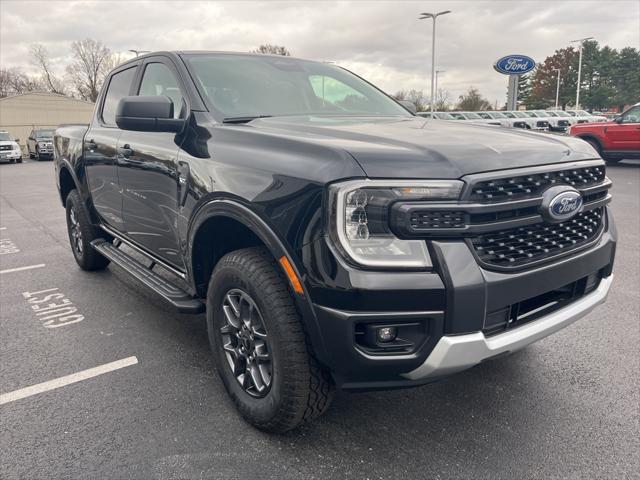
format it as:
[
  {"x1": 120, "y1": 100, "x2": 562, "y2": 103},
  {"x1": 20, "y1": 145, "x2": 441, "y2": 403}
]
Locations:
[
  {"x1": 220, "y1": 289, "x2": 273, "y2": 398},
  {"x1": 207, "y1": 247, "x2": 334, "y2": 433},
  {"x1": 68, "y1": 205, "x2": 84, "y2": 257},
  {"x1": 65, "y1": 189, "x2": 110, "y2": 271}
]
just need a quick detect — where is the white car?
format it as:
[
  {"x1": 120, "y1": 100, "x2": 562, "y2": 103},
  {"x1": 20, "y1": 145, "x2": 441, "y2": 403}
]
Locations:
[
  {"x1": 0, "y1": 131, "x2": 22, "y2": 164},
  {"x1": 502, "y1": 111, "x2": 544, "y2": 130},
  {"x1": 450, "y1": 111, "x2": 502, "y2": 126},
  {"x1": 566, "y1": 109, "x2": 607, "y2": 123},
  {"x1": 476, "y1": 111, "x2": 531, "y2": 129},
  {"x1": 416, "y1": 112, "x2": 457, "y2": 120},
  {"x1": 527, "y1": 110, "x2": 571, "y2": 132}
]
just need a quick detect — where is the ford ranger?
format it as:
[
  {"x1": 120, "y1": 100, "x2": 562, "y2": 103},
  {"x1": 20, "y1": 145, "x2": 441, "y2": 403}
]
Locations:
[{"x1": 54, "y1": 51, "x2": 616, "y2": 433}]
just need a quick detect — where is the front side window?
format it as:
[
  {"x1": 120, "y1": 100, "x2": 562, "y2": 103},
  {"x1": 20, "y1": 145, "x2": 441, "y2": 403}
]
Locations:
[
  {"x1": 138, "y1": 63, "x2": 184, "y2": 118},
  {"x1": 450, "y1": 113, "x2": 466, "y2": 120},
  {"x1": 101, "y1": 67, "x2": 137, "y2": 126},
  {"x1": 0, "y1": 132, "x2": 11, "y2": 141},
  {"x1": 477, "y1": 112, "x2": 492, "y2": 119},
  {"x1": 184, "y1": 54, "x2": 409, "y2": 119},
  {"x1": 620, "y1": 106, "x2": 640, "y2": 123}
]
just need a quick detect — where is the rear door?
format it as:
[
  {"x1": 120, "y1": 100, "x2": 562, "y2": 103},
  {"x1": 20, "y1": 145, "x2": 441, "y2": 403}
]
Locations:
[
  {"x1": 607, "y1": 105, "x2": 640, "y2": 151},
  {"x1": 117, "y1": 56, "x2": 187, "y2": 268},
  {"x1": 84, "y1": 64, "x2": 139, "y2": 230}
]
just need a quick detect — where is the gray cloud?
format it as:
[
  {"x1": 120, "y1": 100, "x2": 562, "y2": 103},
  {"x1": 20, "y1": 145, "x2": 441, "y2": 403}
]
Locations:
[{"x1": 1, "y1": 0, "x2": 638, "y2": 103}]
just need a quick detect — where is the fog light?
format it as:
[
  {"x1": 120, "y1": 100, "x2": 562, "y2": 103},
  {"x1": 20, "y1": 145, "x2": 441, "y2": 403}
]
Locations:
[{"x1": 376, "y1": 327, "x2": 397, "y2": 343}]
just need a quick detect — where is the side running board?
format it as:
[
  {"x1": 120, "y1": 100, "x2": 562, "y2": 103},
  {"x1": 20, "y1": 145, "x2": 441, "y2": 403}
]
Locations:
[{"x1": 91, "y1": 239, "x2": 205, "y2": 314}]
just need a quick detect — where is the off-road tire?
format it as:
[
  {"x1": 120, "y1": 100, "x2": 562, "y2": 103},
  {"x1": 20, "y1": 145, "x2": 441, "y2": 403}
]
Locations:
[
  {"x1": 207, "y1": 247, "x2": 334, "y2": 433},
  {"x1": 65, "y1": 189, "x2": 110, "y2": 271}
]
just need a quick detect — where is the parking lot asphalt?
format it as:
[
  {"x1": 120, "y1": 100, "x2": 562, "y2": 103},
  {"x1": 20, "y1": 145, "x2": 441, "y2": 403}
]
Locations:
[{"x1": 1, "y1": 158, "x2": 638, "y2": 480}]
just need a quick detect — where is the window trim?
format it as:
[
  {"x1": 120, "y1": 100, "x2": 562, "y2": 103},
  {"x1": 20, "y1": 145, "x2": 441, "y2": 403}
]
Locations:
[
  {"x1": 133, "y1": 56, "x2": 191, "y2": 120},
  {"x1": 97, "y1": 63, "x2": 140, "y2": 128}
]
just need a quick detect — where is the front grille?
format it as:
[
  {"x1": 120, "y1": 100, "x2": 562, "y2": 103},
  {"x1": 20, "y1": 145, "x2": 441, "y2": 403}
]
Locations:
[
  {"x1": 469, "y1": 165, "x2": 605, "y2": 202},
  {"x1": 471, "y1": 208, "x2": 603, "y2": 268},
  {"x1": 536, "y1": 120, "x2": 549, "y2": 128},
  {"x1": 410, "y1": 211, "x2": 466, "y2": 229},
  {"x1": 557, "y1": 120, "x2": 570, "y2": 127}
]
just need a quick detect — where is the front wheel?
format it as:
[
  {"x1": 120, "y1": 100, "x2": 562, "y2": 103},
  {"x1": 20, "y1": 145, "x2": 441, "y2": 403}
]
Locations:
[
  {"x1": 65, "y1": 189, "x2": 110, "y2": 270},
  {"x1": 207, "y1": 247, "x2": 334, "y2": 433}
]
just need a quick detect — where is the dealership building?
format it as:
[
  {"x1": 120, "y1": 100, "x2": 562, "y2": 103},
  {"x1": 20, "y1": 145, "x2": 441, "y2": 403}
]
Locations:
[{"x1": 0, "y1": 92, "x2": 94, "y2": 150}]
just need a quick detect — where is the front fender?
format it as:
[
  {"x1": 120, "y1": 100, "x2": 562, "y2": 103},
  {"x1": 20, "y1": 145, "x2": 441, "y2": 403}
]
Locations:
[{"x1": 186, "y1": 198, "x2": 331, "y2": 364}]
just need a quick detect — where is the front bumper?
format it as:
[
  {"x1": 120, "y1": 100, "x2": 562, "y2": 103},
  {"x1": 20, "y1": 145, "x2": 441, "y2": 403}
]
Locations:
[
  {"x1": 403, "y1": 274, "x2": 612, "y2": 380},
  {"x1": 303, "y1": 207, "x2": 616, "y2": 391},
  {"x1": 0, "y1": 151, "x2": 22, "y2": 161}
]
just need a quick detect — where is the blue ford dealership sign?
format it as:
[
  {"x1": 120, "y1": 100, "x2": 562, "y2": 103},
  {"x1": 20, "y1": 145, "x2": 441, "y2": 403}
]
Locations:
[{"x1": 493, "y1": 55, "x2": 536, "y2": 75}]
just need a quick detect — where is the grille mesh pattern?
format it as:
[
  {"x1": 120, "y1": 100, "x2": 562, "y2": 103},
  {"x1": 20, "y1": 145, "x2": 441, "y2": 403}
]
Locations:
[
  {"x1": 471, "y1": 208, "x2": 603, "y2": 267},
  {"x1": 470, "y1": 166, "x2": 605, "y2": 202},
  {"x1": 410, "y1": 211, "x2": 466, "y2": 229}
]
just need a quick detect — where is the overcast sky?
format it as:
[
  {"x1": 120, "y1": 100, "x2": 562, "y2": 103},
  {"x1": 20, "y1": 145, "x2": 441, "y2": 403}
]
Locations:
[{"x1": 1, "y1": 0, "x2": 638, "y2": 104}]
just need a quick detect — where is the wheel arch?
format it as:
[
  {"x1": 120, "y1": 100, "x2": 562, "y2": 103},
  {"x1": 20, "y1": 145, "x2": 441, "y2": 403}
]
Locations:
[
  {"x1": 58, "y1": 162, "x2": 79, "y2": 206},
  {"x1": 187, "y1": 198, "x2": 330, "y2": 362}
]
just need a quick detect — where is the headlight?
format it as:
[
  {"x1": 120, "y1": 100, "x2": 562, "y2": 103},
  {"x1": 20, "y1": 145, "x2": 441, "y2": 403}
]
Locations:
[
  {"x1": 38, "y1": 141, "x2": 47, "y2": 147},
  {"x1": 328, "y1": 179, "x2": 464, "y2": 269}
]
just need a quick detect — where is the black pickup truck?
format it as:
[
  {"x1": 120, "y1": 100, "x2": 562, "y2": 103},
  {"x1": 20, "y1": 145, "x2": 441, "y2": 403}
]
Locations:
[{"x1": 54, "y1": 51, "x2": 616, "y2": 433}]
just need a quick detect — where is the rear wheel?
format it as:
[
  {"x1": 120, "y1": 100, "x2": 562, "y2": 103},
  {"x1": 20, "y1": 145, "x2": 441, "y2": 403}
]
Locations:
[
  {"x1": 207, "y1": 247, "x2": 334, "y2": 433},
  {"x1": 65, "y1": 189, "x2": 110, "y2": 270}
]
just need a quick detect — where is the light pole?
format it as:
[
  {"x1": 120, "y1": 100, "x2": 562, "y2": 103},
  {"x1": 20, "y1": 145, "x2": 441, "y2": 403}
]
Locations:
[
  {"x1": 129, "y1": 49, "x2": 150, "y2": 57},
  {"x1": 553, "y1": 68, "x2": 561, "y2": 110},
  {"x1": 570, "y1": 37, "x2": 593, "y2": 109},
  {"x1": 419, "y1": 10, "x2": 451, "y2": 113},
  {"x1": 435, "y1": 70, "x2": 445, "y2": 110}
]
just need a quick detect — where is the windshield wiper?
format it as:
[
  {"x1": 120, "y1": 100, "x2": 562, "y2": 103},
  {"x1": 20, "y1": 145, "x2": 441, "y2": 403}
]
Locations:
[{"x1": 222, "y1": 115, "x2": 272, "y2": 124}]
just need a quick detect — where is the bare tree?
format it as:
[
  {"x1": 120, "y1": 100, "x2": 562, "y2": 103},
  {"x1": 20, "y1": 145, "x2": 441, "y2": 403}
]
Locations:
[
  {"x1": 101, "y1": 52, "x2": 125, "y2": 77},
  {"x1": 29, "y1": 44, "x2": 65, "y2": 94},
  {"x1": 393, "y1": 89, "x2": 429, "y2": 111},
  {"x1": 457, "y1": 86, "x2": 492, "y2": 111},
  {"x1": 253, "y1": 44, "x2": 291, "y2": 56},
  {"x1": 0, "y1": 67, "x2": 42, "y2": 97},
  {"x1": 435, "y1": 88, "x2": 451, "y2": 111},
  {"x1": 66, "y1": 39, "x2": 111, "y2": 102}
]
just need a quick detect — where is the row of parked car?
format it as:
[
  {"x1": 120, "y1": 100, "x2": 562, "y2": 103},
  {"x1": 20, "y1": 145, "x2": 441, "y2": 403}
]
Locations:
[
  {"x1": 0, "y1": 128, "x2": 54, "y2": 164},
  {"x1": 416, "y1": 109, "x2": 607, "y2": 132}
]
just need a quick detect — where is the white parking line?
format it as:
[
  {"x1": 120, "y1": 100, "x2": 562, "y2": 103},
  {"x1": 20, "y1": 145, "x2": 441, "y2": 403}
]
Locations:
[
  {"x1": 0, "y1": 227, "x2": 6, "y2": 230},
  {"x1": 0, "y1": 356, "x2": 139, "y2": 405},
  {"x1": 0, "y1": 264, "x2": 46, "y2": 274}
]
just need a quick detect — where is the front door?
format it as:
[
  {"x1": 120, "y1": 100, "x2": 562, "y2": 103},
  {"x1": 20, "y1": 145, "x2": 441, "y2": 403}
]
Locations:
[
  {"x1": 607, "y1": 105, "x2": 640, "y2": 151},
  {"x1": 84, "y1": 65, "x2": 138, "y2": 230},
  {"x1": 118, "y1": 58, "x2": 187, "y2": 268}
]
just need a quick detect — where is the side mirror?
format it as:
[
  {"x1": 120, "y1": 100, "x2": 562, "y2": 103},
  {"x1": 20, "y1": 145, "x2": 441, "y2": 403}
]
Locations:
[
  {"x1": 115, "y1": 96, "x2": 185, "y2": 133},
  {"x1": 614, "y1": 116, "x2": 623, "y2": 124},
  {"x1": 399, "y1": 100, "x2": 417, "y2": 114}
]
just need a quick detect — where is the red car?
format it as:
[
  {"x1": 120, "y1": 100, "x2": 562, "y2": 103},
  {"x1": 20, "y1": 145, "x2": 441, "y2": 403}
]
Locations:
[{"x1": 569, "y1": 103, "x2": 640, "y2": 163}]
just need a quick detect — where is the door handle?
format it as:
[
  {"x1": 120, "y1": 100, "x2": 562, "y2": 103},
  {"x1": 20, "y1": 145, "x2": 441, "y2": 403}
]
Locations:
[
  {"x1": 86, "y1": 139, "x2": 97, "y2": 151},
  {"x1": 117, "y1": 144, "x2": 133, "y2": 158}
]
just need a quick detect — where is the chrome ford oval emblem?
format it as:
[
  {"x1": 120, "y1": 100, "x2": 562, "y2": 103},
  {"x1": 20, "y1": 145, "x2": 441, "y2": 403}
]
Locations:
[{"x1": 541, "y1": 186, "x2": 583, "y2": 222}]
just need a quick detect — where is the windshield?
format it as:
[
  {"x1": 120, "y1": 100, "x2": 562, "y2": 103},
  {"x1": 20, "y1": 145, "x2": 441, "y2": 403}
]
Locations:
[
  {"x1": 183, "y1": 54, "x2": 410, "y2": 119},
  {"x1": 35, "y1": 129, "x2": 54, "y2": 138},
  {"x1": 524, "y1": 111, "x2": 538, "y2": 117},
  {"x1": 512, "y1": 111, "x2": 527, "y2": 118},
  {"x1": 476, "y1": 112, "x2": 492, "y2": 119},
  {"x1": 554, "y1": 111, "x2": 571, "y2": 117},
  {"x1": 489, "y1": 112, "x2": 507, "y2": 119},
  {"x1": 434, "y1": 112, "x2": 455, "y2": 120},
  {"x1": 450, "y1": 112, "x2": 466, "y2": 120},
  {"x1": 503, "y1": 112, "x2": 516, "y2": 118},
  {"x1": 578, "y1": 110, "x2": 591, "y2": 116},
  {"x1": 462, "y1": 112, "x2": 482, "y2": 119},
  {"x1": 0, "y1": 132, "x2": 12, "y2": 141}
]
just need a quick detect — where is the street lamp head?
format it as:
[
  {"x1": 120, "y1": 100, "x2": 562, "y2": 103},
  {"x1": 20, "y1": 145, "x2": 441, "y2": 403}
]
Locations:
[
  {"x1": 570, "y1": 36, "x2": 594, "y2": 43},
  {"x1": 419, "y1": 10, "x2": 451, "y2": 19}
]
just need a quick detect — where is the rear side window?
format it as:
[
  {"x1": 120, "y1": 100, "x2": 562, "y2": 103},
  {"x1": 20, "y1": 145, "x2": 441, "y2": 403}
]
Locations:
[
  {"x1": 138, "y1": 63, "x2": 184, "y2": 118},
  {"x1": 101, "y1": 67, "x2": 137, "y2": 126}
]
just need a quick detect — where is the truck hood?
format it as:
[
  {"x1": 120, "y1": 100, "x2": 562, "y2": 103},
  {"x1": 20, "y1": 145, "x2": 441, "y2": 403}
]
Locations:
[{"x1": 247, "y1": 116, "x2": 598, "y2": 178}]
